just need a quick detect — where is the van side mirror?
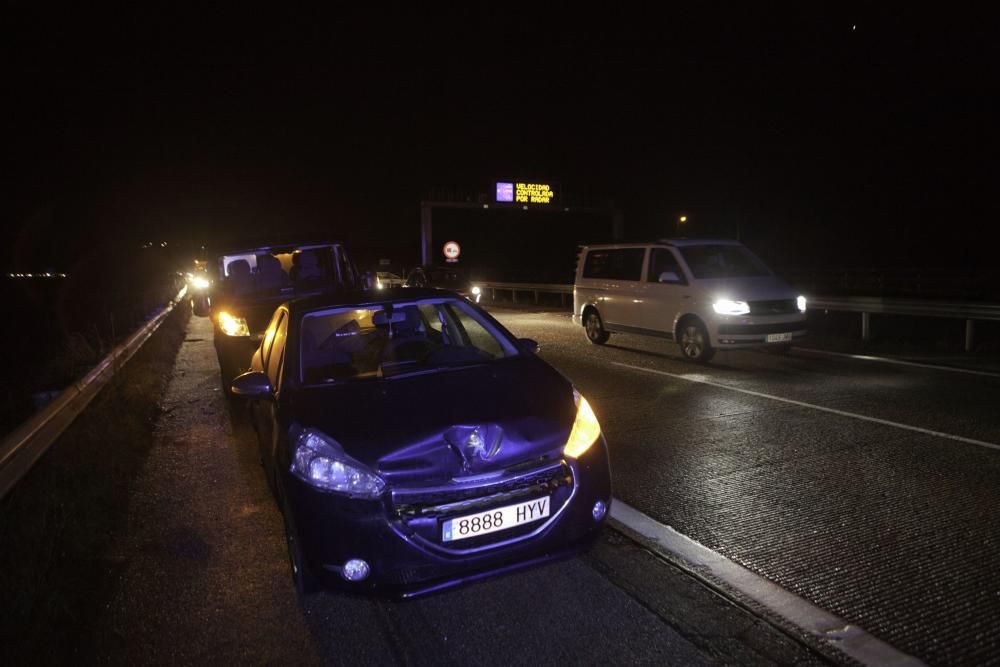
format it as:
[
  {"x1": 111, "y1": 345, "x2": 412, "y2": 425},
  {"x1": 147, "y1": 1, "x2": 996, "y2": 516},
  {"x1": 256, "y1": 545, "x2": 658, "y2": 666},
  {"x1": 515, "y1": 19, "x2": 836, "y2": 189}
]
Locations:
[{"x1": 659, "y1": 271, "x2": 681, "y2": 283}]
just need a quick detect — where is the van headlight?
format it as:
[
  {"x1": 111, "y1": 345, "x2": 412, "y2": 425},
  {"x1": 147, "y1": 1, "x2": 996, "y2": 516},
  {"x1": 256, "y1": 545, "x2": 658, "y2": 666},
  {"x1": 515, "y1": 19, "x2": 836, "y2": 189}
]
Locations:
[
  {"x1": 563, "y1": 390, "x2": 602, "y2": 459},
  {"x1": 797, "y1": 295, "x2": 807, "y2": 312},
  {"x1": 712, "y1": 299, "x2": 750, "y2": 316},
  {"x1": 290, "y1": 428, "x2": 385, "y2": 498},
  {"x1": 217, "y1": 311, "x2": 250, "y2": 337}
]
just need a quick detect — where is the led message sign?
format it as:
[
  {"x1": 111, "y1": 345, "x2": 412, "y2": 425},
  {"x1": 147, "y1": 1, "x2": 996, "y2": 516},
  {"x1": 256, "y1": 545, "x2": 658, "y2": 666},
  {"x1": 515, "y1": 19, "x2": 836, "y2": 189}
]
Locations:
[{"x1": 495, "y1": 182, "x2": 555, "y2": 204}]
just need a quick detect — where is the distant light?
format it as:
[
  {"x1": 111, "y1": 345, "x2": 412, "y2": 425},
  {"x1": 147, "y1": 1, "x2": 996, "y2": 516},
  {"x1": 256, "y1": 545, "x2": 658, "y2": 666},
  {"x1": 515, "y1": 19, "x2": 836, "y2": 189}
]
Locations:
[
  {"x1": 679, "y1": 215, "x2": 688, "y2": 223},
  {"x1": 482, "y1": 204, "x2": 489, "y2": 209},
  {"x1": 160, "y1": 241, "x2": 167, "y2": 247},
  {"x1": 852, "y1": 24, "x2": 857, "y2": 31}
]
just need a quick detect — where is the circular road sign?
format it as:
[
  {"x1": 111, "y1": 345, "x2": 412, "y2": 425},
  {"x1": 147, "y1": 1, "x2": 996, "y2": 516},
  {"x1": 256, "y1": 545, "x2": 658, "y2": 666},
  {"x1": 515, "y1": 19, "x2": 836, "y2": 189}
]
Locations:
[{"x1": 443, "y1": 241, "x2": 461, "y2": 261}]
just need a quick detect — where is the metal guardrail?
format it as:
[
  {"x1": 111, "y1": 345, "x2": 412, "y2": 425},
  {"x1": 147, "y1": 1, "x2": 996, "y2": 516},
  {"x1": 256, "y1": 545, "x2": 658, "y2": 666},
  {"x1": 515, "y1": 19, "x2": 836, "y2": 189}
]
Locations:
[
  {"x1": 0, "y1": 286, "x2": 188, "y2": 499},
  {"x1": 479, "y1": 282, "x2": 1000, "y2": 352}
]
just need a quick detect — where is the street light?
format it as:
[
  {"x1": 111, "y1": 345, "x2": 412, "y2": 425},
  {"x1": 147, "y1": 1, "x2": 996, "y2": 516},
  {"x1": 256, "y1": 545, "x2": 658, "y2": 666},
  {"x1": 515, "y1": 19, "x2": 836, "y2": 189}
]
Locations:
[{"x1": 676, "y1": 214, "x2": 689, "y2": 236}]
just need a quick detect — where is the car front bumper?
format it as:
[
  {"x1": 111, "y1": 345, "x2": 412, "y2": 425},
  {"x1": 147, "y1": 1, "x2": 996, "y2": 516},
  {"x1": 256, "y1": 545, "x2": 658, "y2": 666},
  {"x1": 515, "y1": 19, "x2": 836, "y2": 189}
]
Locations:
[
  {"x1": 282, "y1": 437, "x2": 612, "y2": 596},
  {"x1": 709, "y1": 314, "x2": 807, "y2": 348}
]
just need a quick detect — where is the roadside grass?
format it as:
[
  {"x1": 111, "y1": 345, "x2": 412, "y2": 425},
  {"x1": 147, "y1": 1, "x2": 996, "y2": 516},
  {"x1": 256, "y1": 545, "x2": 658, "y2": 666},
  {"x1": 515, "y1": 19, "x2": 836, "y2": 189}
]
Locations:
[{"x1": 0, "y1": 302, "x2": 190, "y2": 665}]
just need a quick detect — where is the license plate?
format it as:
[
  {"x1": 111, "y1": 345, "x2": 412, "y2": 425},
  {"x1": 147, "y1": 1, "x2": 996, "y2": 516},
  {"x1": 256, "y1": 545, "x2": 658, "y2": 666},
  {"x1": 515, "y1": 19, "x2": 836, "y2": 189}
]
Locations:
[
  {"x1": 442, "y1": 496, "x2": 550, "y2": 542},
  {"x1": 766, "y1": 332, "x2": 793, "y2": 343}
]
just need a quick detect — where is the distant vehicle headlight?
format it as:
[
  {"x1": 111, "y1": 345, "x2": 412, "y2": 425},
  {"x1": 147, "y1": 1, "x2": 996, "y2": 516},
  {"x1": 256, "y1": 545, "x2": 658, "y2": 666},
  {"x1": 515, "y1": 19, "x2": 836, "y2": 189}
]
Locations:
[
  {"x1": 190, "y1": 276, "x2": 210, "y2": 290},
  {"x1": 218, "y1": 311, "x2": 250, "y2": 337},
  {"x1": 563, "y1": 390, "x2": 602, "y2": 459},
  {"x1": 471, "y1": 285, "x2": 481, "y2": 295},
  {"x1": 712, "y1": 299, "x2": 751, "y2": 316},
  {"x1": 797, "y1": 295, "x2": 807, "y2": 312},
  {"x1": 290, "y1": 428, "x2": 385, "y2": 498}
]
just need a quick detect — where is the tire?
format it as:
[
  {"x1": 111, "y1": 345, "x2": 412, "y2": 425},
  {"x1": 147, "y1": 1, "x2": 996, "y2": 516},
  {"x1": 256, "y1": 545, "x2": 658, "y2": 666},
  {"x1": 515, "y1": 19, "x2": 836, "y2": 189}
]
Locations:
[
  {"x1": 584, "y1": 310, "x2": 610, "y2": 345},
  {"x1": 678, "y1": 319, "x2": 715, "y2": 363},
  {"x1": 281, "y1": 492, "x2": 319, "y2": 595}
]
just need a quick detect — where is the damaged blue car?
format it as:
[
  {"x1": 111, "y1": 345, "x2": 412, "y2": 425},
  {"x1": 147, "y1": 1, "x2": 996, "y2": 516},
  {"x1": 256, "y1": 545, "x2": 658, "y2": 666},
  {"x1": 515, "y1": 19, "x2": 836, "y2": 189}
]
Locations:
[{"x1": 231, "y1": 288, "x2": 612, "y2": 597}]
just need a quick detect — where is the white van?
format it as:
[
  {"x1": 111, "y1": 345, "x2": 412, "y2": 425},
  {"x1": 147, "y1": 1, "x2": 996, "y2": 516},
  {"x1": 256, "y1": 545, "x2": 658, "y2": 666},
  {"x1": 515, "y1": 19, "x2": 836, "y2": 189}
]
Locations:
[{"x1": 572, "y1": 239, "x2": 806, "y2": 362}]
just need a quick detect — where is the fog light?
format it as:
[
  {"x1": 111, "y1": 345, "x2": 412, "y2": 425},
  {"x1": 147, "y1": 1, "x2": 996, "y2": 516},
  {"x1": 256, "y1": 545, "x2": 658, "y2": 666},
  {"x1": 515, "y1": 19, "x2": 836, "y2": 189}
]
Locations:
[
  {"x1": 592, "y1": 500, "x2": 608, "y2": 521},
  {"x1": 341, "y1": 558, "x2": 370, "y2": 582}
]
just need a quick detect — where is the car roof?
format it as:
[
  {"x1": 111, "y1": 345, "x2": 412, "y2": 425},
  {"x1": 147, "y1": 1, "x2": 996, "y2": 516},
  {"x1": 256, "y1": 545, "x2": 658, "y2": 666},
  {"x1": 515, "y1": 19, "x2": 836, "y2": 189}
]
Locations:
[
  {"x1": 212, "y1": 238, "x2": 345, "y2": 257},
  {"x1": 286, "y1": 287, "x2": 464, "y2": 315}
]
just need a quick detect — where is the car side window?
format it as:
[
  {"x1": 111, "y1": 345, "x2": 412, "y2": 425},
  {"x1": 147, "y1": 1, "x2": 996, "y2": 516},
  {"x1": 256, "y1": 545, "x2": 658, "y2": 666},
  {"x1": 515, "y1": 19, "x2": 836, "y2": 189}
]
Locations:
[
  {"x1": 266, "y1": 313, "x2": 289, "y2": 387},
  {"x1": 648, "y1": 248, "x2": 685, "y2": 284},
  {"x1": 261, "y1": 310, "x2": 285, "y2": 370}
]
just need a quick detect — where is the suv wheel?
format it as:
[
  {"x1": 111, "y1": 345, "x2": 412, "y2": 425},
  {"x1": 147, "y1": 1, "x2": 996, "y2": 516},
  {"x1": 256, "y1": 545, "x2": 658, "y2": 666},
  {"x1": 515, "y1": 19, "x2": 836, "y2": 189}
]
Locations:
[
  {"x1": 679, "y1": 319, "x2": 715, "y2": 363},
  {"x1": 584, "y1": 311, "x2": 610, "y2": 345}
]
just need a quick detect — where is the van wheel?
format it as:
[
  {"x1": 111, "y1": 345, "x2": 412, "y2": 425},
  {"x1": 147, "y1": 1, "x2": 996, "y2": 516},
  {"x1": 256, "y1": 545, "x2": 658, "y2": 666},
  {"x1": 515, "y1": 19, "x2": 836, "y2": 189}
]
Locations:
[
  {"x1": 584, "y1": 311, "x2": 610, "y2": 345},
  {"x1": 679, "y1": 320, "x2": 715, "y2": 363}
]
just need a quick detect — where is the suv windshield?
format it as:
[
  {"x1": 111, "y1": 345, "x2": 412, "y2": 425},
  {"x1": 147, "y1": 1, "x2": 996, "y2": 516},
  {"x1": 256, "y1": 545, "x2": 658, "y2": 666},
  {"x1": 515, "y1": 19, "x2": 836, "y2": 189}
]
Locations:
[
  {"x1": 678, "y1": 245, "x2": 772, "y2": 279},
  {"x1": 300, "y1": 297, "x2": 517, "y2": 384},
  {"x1": 217, "y1": 245, "x2": 351, "y2": 298}
]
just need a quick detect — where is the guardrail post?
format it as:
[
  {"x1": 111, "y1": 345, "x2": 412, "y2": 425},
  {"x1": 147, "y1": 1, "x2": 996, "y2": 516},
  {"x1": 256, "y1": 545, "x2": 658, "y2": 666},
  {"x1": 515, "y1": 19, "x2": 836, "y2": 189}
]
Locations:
[
  {"x1": 491, "y1": 287, "x2": 496, "y2": 301},
  {"x1": 533, "y1": 290, "x2": 539, "y2": 304},
  {"x1": 861, "y1": 312, "x2": 871, "y2": 341},
  {"x1": 965, "y1": 319, "x2": 975, "y2": 353},
  {"x1": 512, "y1": 289, "x2": 517, "y2": 305}
]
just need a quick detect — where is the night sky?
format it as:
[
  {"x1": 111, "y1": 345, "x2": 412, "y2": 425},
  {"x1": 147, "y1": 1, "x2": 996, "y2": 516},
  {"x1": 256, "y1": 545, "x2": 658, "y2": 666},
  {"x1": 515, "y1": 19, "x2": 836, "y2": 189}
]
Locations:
[{"x1": 7, "y1": 6, "x2": 999, "y2": 275}]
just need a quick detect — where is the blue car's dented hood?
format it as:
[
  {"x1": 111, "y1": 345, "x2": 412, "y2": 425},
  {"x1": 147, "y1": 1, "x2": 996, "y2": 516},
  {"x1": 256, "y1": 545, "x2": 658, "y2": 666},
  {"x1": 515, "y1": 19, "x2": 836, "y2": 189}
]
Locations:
[{"x1": 288, "y1": 356, "x2": 576, "y2": 485}]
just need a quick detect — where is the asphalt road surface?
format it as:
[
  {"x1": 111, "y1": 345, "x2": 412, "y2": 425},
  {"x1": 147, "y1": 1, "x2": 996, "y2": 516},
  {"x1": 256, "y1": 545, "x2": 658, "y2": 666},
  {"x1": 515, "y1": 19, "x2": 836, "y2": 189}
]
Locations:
[
  {"x1": 83, "y1": 306, "x2": 1000, "y2": 665},
  {"x1": 493, "y1": 307, "x2": 1000, "y2": 666}
]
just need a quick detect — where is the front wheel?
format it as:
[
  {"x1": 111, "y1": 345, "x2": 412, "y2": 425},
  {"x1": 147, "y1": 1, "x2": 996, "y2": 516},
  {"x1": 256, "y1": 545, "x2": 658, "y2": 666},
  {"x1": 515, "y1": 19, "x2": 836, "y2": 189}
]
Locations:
[
  {"x1": 584, "y1": 311, "x2": 610, "y2": 345},
  {"x1": 282, "y1": 492, "x2": 319, "y2": 596},
  {"x1": 678, "y1": 320, "x2": 715, "y2": 363}
]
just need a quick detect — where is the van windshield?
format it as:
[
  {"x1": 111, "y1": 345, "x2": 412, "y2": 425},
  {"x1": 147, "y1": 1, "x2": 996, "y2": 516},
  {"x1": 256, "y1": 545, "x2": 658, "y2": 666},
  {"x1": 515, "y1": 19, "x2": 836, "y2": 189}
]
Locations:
[{"x1": 679, "y1": 245, "x2": 772, "y2": 279}]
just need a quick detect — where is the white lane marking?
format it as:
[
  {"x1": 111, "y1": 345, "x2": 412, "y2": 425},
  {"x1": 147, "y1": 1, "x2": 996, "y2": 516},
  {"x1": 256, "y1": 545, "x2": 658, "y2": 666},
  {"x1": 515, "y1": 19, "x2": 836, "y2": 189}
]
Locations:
[
  {"x1": 610, "y1": 500, "x2": 926, "y2": 667},
  {"x1": 792, "y1": 347, "x2": 1000, "y2": 379},
  {"x1": 611, "y1": 362, "x2": 1000, "y2": 452}
]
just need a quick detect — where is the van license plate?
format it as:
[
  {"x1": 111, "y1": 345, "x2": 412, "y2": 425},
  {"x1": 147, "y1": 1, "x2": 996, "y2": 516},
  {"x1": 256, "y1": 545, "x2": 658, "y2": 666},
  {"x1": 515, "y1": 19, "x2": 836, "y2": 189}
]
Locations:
[
  {"x1": 442, "y1": 497, "x2": 550, "y2": 542},
  {"x1": 766, "y1": 332, "x2": 793, "y2": 343}
]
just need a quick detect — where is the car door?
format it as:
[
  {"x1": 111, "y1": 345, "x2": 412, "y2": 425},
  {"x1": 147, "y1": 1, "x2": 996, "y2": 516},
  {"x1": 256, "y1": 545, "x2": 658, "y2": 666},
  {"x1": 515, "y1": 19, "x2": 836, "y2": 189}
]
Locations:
[
  {"x1": 636, "y1": 247, "x2": 689, "y2": 335},
  {"x1": 600, "y1": 248, "x2": 647, "y2": 328},
  {"x1": 255, "y1": 310, "x2": 288, "y2": 473}
]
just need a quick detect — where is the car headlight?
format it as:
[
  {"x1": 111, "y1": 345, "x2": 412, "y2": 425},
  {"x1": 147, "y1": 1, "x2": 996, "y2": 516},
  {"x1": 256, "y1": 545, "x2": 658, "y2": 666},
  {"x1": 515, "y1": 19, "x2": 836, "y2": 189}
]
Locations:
[
  {"x1": 471, "y1": 285, "x2": 481, "y2": 295},
  {"x1": 217, "y1": 311, "x2": 250, "y2": 337},
  {"x1": 190, "y1": 276, "x2": 210, "y2": 290},
  {"x1": 712, "y1": 299, "x2": 750, "y2": 316},
  {"x1": 563, "y1": 390, "x2": 602, "y2": 459},
  {"x1": 797, "y1": 295, "x2": 807, "y2": 312},
  {"x1": 376, "y1": 280, "x2": 384, "y2": 289},
  {"x1": 290, "y1": 428, "x2": 385, "y2": 498}
]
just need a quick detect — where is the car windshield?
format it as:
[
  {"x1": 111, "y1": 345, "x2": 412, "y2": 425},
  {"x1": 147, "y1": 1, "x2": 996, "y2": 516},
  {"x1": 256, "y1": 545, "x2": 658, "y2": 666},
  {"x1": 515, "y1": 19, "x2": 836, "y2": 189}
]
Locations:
[
  {"x1": 300, "y1": 297, "x2": 518, "y2": 384},
  {"x1": 217, "y1": 245, "x2": 348, "y2": 298},
  {"x1": 678, "y1": 245, "x2": 772, "y2": 279}
]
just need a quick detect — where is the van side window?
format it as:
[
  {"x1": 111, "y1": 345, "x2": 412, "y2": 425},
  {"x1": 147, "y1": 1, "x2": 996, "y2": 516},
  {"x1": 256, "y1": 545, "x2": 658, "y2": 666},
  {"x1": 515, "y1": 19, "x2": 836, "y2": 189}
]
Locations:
[
  {"x1": 583, "y1": 248, "x2": 645, "y2": 281},
  {"x1": 648, "y1": 248, "x2": 685, "y2": 283}
]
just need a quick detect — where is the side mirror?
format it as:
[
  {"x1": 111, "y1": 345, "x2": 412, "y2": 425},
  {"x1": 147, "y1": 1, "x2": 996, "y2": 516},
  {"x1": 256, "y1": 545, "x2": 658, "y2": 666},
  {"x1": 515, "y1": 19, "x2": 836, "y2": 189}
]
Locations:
[
  {"x1": 230, "y1": 371, "x2": 274, "y2": 399},
  {"x1": 518, "y1": 338, "x2": 540, "y2": 355},
  {"x1": 192, "y1": 295, "x2": 211, "y2": 317},
  {"x1": 658, "y1": 271, "x2": 681, "y2": 284}
]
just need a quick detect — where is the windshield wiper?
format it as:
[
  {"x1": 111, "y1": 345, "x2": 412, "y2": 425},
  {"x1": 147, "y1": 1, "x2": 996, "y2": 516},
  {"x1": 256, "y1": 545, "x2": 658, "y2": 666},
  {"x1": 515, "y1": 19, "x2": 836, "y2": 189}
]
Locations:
[{"x1": 380, "y1": 363, "x2": 487, "y2": 380}]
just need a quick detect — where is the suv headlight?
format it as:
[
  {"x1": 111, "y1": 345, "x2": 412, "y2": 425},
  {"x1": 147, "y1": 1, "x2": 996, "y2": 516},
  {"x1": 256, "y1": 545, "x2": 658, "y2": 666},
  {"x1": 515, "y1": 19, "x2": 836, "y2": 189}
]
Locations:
[
  {"x1": 563, "y1": 390, "x2": 602, "y2": 459},
  {"x1": 712, "y1": 299, "x2": 750, "y2": 316},
  {"x1": 290, "y1": 428, "x2": 385, "y2": 498},
  {"x1": 797, "y1": 295, "x2": 807, "y2": 312},
  {"x1": 218, "y1": 311, "x2": 250, "y2": 337}
]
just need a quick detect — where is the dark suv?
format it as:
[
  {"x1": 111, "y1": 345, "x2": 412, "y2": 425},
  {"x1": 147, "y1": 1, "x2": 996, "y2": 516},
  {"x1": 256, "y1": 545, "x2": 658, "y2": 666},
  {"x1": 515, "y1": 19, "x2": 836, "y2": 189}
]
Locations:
[{"x1": 198, "y1": 241, "x2": 357, "y2": 391}]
